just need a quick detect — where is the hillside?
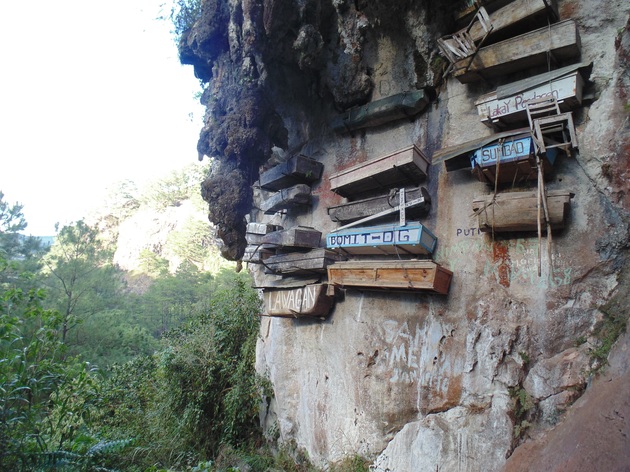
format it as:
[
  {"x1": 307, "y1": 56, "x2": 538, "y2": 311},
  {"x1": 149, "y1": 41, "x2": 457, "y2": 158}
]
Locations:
[{"x1": 180, "y1": 0, "x2": 630, "y2": 470}]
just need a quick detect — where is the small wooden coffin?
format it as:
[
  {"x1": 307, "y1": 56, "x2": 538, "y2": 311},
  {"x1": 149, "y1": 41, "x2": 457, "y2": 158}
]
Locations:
[
  {"x1": 327, "y1": 187, "x2": 431, "y2": 224},
  {"x1": 452, "y1": 19, "x2": 581, "y2": 84},
  {"x1": 328, "y1": 260, "x2": 453, "y2": 295},
  {"x1": 262, "y1": 226, "x2": 321, "y2": 249},
  {"x1": 472, "y1": 190, "x2": 573, "y2": 232},
  {"x1": 330, "y1": 145, "x2": 430, "y2": 199},
  {"x1": 244, "y1": 245, "x2": 274, "y2": 264},
  {"x1": 262, "y1": 284, "x2": 334, "y2": 318},
  {"x1": 475, "y1": 62, "x2": 591, "y2": 128},
  {"x1": 260, "y1": 184, "x2": 311, "y2": 214},
  {"x1": 331, "y1": 89, "x2": 434, "y2": 133},
  {"x1": 245, "y1": 222, "x2": 283, "y2": 245},
  {"x1": 470, "y1": 134, "x2": 558, "y2": 185},
  {"x1": 259, "y1": 154, "x2": 324, "y2": 191},
  {"x1": 465, "y1": 0, "x2": 557, "y2": 45},
  {"x1": 326, "y1": 222, "x2": 437, "y2": 256},
  {"x1": 264, "y1": 248, "x2": 346, "y2": 275}
]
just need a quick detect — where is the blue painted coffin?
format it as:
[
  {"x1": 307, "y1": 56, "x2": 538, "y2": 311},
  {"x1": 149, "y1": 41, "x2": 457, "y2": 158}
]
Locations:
[
  {"x1": 471, "y1": 136, "x2": 558, "y2": 169},
  {"x1": 470, "y1": 135, "x2": 558, "y2": 184},
  {"x1": 326, "y1": 222, "x2": 437, "y2": 256}
]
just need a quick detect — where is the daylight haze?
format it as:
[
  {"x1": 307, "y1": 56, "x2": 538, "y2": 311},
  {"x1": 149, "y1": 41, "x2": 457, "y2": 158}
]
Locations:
[{"x1": 0, "y1": 0, "x2": 203, "y2": 235}]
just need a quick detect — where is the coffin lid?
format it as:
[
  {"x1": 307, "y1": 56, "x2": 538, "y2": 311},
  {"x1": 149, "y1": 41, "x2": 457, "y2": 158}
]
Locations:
[
  {"x1": 493, "y1": 61, "x2": 593, "y2": 101},
  {"x1": 433, "y1": 127, "x2": 531, "y2": 172}
]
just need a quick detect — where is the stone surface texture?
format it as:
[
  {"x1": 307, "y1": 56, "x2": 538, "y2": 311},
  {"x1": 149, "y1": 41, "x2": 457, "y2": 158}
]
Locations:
[{"x1": 181, "y1": 0, "x2": 630, "y2": 469}]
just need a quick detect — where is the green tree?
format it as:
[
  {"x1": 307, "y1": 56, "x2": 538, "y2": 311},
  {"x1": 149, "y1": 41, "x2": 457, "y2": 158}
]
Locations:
[
  {"x1": 42, "y1": 220, "x2": 120, "y2": 344},
  {"x1": 0, "y1": 191, "x2": 46, "y2": 278}
]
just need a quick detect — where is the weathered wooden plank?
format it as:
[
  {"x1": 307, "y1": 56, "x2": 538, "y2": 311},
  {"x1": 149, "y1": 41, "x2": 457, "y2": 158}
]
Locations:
[
  {"x1": 328, "y1": 260, "x2": 453, "y2": 295},
  {"x1": 263, "y1": 248, "x2": 346, "y2": 275},
  {"x1": 326, "y1": 222, "x2": 437, "y2": 256},
  {"x1": 260, "y1": 184, "x2": 311, "y2": 214},
  {"x1": 472, "y1": 190, "x2": 573, "y2": 232},
  {"x1": 262, "y1": 284, "x2": 335, "y2": 318},
  {"x1": 475, "y1": 63, "x2": 591, "y2": 127},
  {"x1": 331, "y1": 89, "x2": 434, "y2": 133},
  {"x1": 330, "y1": 145, "x2": 430, "y2": 199},
  {"x1": 327, "y1": 187, "x2": 431, "y2": 224},
  {"x1": 452, "y1": 19, "x2": 581, "y2": 84},
  {"x1": 262, "y1": 226, "x2": 321, "y2": 249},
  {"x1": 259, "y1": 154, "x2": 324, "y2": 191}
]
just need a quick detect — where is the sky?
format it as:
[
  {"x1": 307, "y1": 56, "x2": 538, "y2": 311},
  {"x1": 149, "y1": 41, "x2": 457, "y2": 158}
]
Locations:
[{"x1": 0, "y1": 0, "x2": 205, "y2": 235}]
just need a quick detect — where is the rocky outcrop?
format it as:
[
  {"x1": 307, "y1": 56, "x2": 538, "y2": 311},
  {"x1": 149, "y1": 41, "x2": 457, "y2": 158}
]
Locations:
[{"x1": 182, "y1": 0, "x2": 630, "y2": 469}]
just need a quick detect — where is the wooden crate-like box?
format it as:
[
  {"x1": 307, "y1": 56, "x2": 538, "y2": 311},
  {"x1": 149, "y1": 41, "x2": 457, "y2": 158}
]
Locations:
[
  {"x1": 259, "y1": 155, "x2": 324, "y2": 191},
  {"x1": 326, "y1": 222, "x2": 437, "y2": 256},
  {"x1": 470, "y1": 135, "x2": 558, "y2": 185},
  {"x1": 262, "y1": 284, "x2": 335, "y2": 318},
  {"x1": 327, "y1": 187, "x2": 431, "y2": 224},
  {"x1": 263, "y1": 248, "x2": 346, "y2": 275},
  {"x1": 452, "y1": 19, "x2": 581, "y2": 83},
  {"x1": 472, "y1": 190, "x2": 573, "y2": 232},
  {"x1": 328, "y1": 260, "x2": 453, "y2": 295},
  {"x1": 262, "y1": 226, "x2": 322, "y2": 249},
  {"x1": 260, "y1": 184, "x2": 311, "y2": 214},
  {"x1": 330, "y1": 145, "x2": 430, "y2": 199}
]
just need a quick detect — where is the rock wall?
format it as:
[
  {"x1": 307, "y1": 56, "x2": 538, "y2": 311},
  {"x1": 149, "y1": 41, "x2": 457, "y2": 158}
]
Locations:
[{"x1": 182, "y1": 0, "x2": 630, "y2": 469}]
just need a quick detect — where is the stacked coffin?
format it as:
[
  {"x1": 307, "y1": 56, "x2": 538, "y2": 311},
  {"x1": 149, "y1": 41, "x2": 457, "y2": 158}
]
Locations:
[
  {"x1": 258, "y1": 154, "x2": 324, "y2": 214},
  {"x1": 434, "y1": 0, "x2": 586, "y2": 234},
  {"x1": 324, "y1": 145, "x2": 453, "y2": 295}
]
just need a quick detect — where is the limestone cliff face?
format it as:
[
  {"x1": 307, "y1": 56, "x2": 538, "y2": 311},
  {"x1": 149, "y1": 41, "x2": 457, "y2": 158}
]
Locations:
[{"x1": 182, "y1": 0, "x2": 630, "y2": 469}]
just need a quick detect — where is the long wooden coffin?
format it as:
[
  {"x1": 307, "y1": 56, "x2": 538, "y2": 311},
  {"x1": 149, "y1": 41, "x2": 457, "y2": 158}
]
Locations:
[
  {"x1": 260, "y1": 184, "x2": 311, "y2": 214},
  {"x1": 331, "y1": 89, "x2": 434, "y2": 133},
  {"x1": 328, "y1": 260, "x2": 453, "y2": 295},
  {"x1": 472, "y1": 190, "x2": 573, "y2": 232},
  {"x1": 470, "y1": 133, "x2": 558, "y2": 184},
  {"x1": 259, "y1": 154, "x2": 324, "y2": 191},
  {"x1": 262, "y1": 226, "x2": 321, "y2": 249},
  {"x1": 245, "y1": 222, "x2": 283, "y2": 245},
  {"x1": 452, "y1": 19, "x2": 581, "y2": 84},
  {"x1": 244, "y1": 245, "x2": 274, "y2": 264},
  {"x1": 330, "y1": 145, "x2": 430, "y2": 199},
  {"x1": 326, "y1": 222, "x2": 437, "y2": 256},
  {"x1": 475, "y1": 62, "x2": 591, "y2": 128},
  {"x1": 263, "y1": 248, "x2": 346, "y2": 275},
  {"x1": 262, "y1": 284, "x2": 334, "y2": 318},
  {"x1": 468, "y1": 0, "x2": 557, "y2": 43},
  {"x1": 327, "y1": 187, "x2": 431, "y2": 224}
]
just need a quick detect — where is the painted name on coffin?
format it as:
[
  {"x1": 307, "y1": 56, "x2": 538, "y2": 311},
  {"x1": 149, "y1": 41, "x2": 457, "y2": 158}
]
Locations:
[
  {"x1": 327, "y1": 228, "x2": 419, "y2": 247},
  {"x1": 484, "y1": 89, "x2": 560, "y2": 120},
  {"x1": 473, "y1": 137, "x2": 531, "y2": 167},
  {"x1": 268, "y1": 285, "x2": 318, "y2": 313}
]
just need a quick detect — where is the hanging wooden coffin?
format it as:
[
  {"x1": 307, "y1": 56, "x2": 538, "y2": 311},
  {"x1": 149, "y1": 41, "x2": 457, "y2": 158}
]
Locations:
[
  {"x1": 262, "y1": 284, "x2": 335, "y2": 318},
  {"x1": 475, "y1": 63, "x2": 591, "y2": 128},
  {"x1": 472, "y1": 190, "x2": 574, "y2": 232},
  {"x1": 327, "y1": 187, "x2": 431, "y2": 224},
  {"x1": 327, "y1": 260, "x2": 453, "y2": 295},
  {"x1": 326, "y1": 222, "x2": 437, "y2": 256},
  {"x1": 244, "y1": 245, "x2": 275, "y2": 264},
  {"x1": 330, "y1": 145, "x2": 430, "y2": 199},
  {"x1": 245, "y1": 222, "x2": 283, "y2": 245},
  {"x1": 262, "y1": 226, "x2": 321, "y2": 249},
  {"x1": 260, "y1": 184, "x2": 311, "y2": 214},
  {"x1": 470, "y1": 134, "x2": 558, "y2": 185},
  {"x1": 452, "y1": 19, "x2": 581, "y2": 84},
  {"x1": 331, "y1": 89, "x2": 434, "y2": 133},
  {"x1": 259, "y1": 154, "x2": 324, "y2": 191},
  {"x1": 263, "y1": 248, "x2": 346, "y2": 275}
]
